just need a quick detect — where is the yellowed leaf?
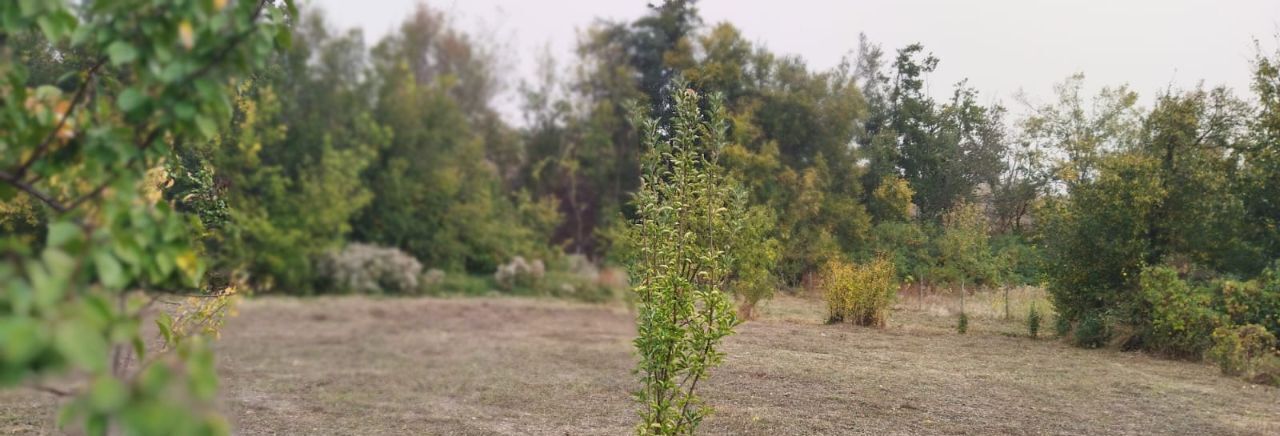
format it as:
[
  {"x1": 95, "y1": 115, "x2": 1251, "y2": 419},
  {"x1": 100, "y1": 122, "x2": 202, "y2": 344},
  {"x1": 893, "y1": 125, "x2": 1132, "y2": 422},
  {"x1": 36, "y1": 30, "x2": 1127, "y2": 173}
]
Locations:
[{"x1": 178, "y1": 21, "x2": 195, "y2": 50}]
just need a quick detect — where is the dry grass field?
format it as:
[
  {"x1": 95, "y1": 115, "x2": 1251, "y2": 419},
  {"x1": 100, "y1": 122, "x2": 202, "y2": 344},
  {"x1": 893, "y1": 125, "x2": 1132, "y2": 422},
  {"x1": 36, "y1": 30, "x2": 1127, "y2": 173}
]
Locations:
[{"x1": 4, "y1": 291, "x2": 1278, "y2": 435}]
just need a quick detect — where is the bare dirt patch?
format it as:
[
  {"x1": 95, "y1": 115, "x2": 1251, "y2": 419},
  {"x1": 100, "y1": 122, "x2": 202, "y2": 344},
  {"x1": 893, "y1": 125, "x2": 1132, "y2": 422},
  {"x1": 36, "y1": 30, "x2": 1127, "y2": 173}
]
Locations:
[{"x1": 3, "y1": 293, "x2": 1277, "y2": 435}]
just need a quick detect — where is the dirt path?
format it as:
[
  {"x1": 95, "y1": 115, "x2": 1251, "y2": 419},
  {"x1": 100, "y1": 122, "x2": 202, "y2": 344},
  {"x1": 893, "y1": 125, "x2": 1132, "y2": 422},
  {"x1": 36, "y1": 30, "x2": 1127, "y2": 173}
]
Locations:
[{"x1": 3, "y1": 295, "x2": 1278, "y2": 435}]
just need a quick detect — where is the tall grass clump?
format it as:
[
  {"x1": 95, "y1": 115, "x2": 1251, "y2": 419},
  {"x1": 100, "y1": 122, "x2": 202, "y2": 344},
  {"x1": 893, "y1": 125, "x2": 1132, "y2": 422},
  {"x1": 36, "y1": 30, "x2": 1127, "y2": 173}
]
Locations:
[
  {"x1": 623, "y1": 84, "x2": 747, "y2": 435},
  {"x1": 822, "y1": 255, "x2": 897, "y2": 327}
]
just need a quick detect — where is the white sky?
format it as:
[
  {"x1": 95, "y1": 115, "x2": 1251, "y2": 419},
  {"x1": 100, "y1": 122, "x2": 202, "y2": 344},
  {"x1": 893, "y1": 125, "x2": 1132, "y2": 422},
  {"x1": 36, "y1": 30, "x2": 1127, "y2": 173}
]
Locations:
[{"x1": 310, "y1": 0, "x2": 1280, "y2": 122}]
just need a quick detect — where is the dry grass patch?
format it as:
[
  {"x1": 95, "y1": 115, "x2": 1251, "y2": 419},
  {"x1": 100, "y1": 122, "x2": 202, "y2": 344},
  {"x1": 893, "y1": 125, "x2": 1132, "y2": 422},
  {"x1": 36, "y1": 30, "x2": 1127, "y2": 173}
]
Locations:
[{"x1": 2, "y1": 294, "x2": 1277, "y2": 435}]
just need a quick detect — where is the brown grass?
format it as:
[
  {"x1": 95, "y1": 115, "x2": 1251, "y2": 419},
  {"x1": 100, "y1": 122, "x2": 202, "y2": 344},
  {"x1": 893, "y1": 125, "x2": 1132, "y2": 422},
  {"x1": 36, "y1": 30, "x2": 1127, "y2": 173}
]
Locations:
[{"x1": 3, "y1": 291, "x2": 1278, "y2": 435}]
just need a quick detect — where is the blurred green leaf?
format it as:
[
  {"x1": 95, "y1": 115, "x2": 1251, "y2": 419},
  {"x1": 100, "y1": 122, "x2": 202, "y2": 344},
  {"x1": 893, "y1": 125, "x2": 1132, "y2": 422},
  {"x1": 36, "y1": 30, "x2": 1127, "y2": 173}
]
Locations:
[
  {"x1": 93, "y1": 251, "x2": 126, "y2": 290},
  {"x1": 54, "y1": 320, "x2": 108, "y2": 372},
  {"x1": 46, "y1": 222, "x2": 81, "y2": 247},
  {"x1": 117, "y1": 87, "x2": 145, "y2": 113},
  {"x1": 88, "y1": 376, "x2": 128, "y2": 412},
  {"x1": 194, "y1": 115, "x2": 218, "y2": 139},
  {"x1": 0, "y1": 318, "x2": 43, "y2": 366},
  {"x1": 107, "y1": 41, "x2": 138, "y2": 66}
]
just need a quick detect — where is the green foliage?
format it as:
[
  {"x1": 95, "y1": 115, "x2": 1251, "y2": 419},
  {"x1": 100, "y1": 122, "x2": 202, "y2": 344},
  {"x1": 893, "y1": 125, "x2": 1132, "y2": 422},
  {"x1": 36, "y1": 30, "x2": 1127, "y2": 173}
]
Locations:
[
  {"x1": 956, "y1": 312, "x2": 969, "y2": 335},
  {"x1": 0, "y1": 0, "x2": 292, "y2": 434},
  {"x1": 624, "y1": 85, "x2": 742, "y2": 435},
  {"x1": 726, "y1": 202, "x2": 779, "y2": 319},
  {"x1": 991, "y1": 234, "x2": 1043, "y2": 286},
  {"x1": 861, "y1": 44, "x2": 1008, "y2": 220},
  {"x1": 869, "y1": 176, "x2": 914, "y2": 222},
  {"x1": 1039, "y1": 79, "x2": 1266, "y2": 349},
  {"x1": 1138, "y1": 266, "x2": 1224, "y2": 357},
  {"x1": 1218, "y1": 262, "x2": 1280, "y2": 339},
  {"x1": 352, "y1": 6, "x2": 554, "y2": 274},
  {"x1": 174, "y1": 79, "x2": 380, "y2": 292},
  {"x1": 1242, "y1": 48, "x2": 1280, "y2": 268},
  {"x1": 1054, "y1": 313, "x2": 1072, "y2": 338},
  {"x1": 935, "y1": 201, "x2": 995, "y2": 288},
  {"x1": 163, "y1": 10, "x2": 389, "y2": 293},
  {"x1": 1074, "y1": 313, "x2": 1112, "y2": 349},
  {"x1": 869, "y1": 220, "x2": 932, "y2": 282},
  {"x1": 1039, "y1": 152, "x2": 1165, "y2": 325},
  {"x1": 430, "y1": 273, "x2": 493, "y2": 296},
  {"x1": 822, "y1": 256, "x2": 897, "y2": 327},
  {"x1": 1207, "y1": 324, "x2": 1277, "y2": 379},
  {"x1": 1028, "y1": 304, "x2": 1043, "y2": 338}
]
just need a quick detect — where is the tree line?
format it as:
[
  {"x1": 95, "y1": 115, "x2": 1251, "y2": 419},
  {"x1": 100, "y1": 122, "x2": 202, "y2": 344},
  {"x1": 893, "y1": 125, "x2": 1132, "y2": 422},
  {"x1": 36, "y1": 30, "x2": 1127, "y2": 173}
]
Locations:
[
  {"x1": 5, "y1": 0, "x2": 1280, "y2": 433},
  {"x1": 5, "y1": 0, "x2": 1280, "y2": 385}
]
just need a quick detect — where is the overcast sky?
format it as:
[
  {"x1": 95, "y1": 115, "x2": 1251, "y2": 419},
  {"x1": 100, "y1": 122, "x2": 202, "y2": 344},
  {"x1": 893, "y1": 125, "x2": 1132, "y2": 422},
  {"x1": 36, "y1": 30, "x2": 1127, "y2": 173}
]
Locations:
[{"x1": 310, "y1": 0, "x2": 1280, "y2": 122}]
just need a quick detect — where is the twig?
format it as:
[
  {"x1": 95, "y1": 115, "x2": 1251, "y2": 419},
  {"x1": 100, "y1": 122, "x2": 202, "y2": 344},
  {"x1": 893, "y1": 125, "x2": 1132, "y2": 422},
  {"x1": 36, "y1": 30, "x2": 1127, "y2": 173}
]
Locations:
[
  {"x1": 0, "y1": 170, "x2": 69, "y2": 213},
  {"x1": 13, "y1": 58, "x2": 107, "y2": 179},
  {"x1": 64, "y1": 176, "x2": 117, "y2": 211},
  {"x1": 32, "y1": 384, "x2": 74, "y2": 397}
]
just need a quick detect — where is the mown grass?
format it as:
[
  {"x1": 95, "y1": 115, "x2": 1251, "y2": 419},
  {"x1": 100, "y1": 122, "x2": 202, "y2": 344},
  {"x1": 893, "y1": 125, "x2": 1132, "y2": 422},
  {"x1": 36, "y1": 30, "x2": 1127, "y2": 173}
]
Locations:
[{"x1": 3, "y1": 291, "x2": 1276, "y2": 435}]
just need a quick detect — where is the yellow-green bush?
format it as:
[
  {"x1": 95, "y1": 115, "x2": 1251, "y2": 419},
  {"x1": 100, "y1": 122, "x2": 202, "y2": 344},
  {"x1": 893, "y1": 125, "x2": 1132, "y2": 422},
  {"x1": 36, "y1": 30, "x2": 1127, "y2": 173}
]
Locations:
[
  {"x1": 822, "y1": 255, "x2": 897, "y2": 327},
  {"x1": 1207, "y1": 324, "x2": 1277, "y2": 380}
]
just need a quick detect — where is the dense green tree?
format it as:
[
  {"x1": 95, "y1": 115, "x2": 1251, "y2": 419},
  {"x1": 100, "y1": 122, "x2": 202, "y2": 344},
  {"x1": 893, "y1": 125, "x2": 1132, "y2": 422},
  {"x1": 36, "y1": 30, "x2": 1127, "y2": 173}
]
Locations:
[
  {"x1": 626, "y1": 0, "x2": 701, "y2": 112},
  {"x1": 166, "y1": 10, "x2": 387, "y2": 292},
  {"x1": 868, "y1": 45, "x2": 1010, "y2": 220},
  {"x1": 1020, "y1": 74, "x2": 1143, "y2": 192},
  {"x1": 1039, "y1": 84, "x2": 1256, "y2": 329},
  {"x1": 1241, "y1": 46, "x2": 1280, "y2": 268},
  {"x1": 355, "y1": 5, "x2": 551, "y2": 272},
  {"x1": 1139, "y1": 87, "x2": 1252, "y2": 273}
]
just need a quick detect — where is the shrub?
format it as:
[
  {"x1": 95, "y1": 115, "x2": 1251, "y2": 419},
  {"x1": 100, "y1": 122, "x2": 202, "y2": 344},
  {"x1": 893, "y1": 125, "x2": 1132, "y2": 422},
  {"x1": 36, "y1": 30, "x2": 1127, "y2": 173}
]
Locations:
[
  {"x1": 1028, "y1": 304, "x2": 1042, "y2": 338},
  {"x1": 1252, "y1": 354, "x2": 1280, "y2": 386},
  {"x1": 957, "y1": 312, "x2": 969, "y2": 334},
  {"x1": 1207, "y1": 324, "x2": 1277, "y2": 377},
  {"x1": 822, "y1": 255, "x2": 898, "y2": 327},
  {"x1": 423, "y1": 268, "x2": 447, "y2": 287},
  {"x1": 729, "y1": 204, "x2": 780, "y2": 320},
  {"x1": 317, "y1": 243, "x2": 423, "y2": 294},
  {"x1": 494, "y1": 256, "x2": 546, "y2": 291},
  {"x1": 1037, "y1": 154, "x2": 1165, "y2": 327},
  {"x1": 1139, "y1": 265, "x2": 1223, "y2": 356},
  {"x1": 564, "y1": 254, "x2": 599, "y2": 278},
  {"x1": 1055, "y1": 313, "x2": 1072, "y2": 337},
  {"x1": 623, "y1": 86, "x2": 742, "y2": 434},
  {"x1": 1219, "y1": 263, "x2": 1280, "y2": 339},
  {"x1": 1074, "y1": 312, "x2": 1112, "y2": 348}
]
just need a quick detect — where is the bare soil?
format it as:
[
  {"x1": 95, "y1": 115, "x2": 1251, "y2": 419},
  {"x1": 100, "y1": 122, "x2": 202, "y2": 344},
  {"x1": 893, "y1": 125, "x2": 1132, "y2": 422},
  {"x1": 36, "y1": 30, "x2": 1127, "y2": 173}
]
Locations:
[{"x1": 3, "y1": 293, "x2": 1278, "y2": 435}]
